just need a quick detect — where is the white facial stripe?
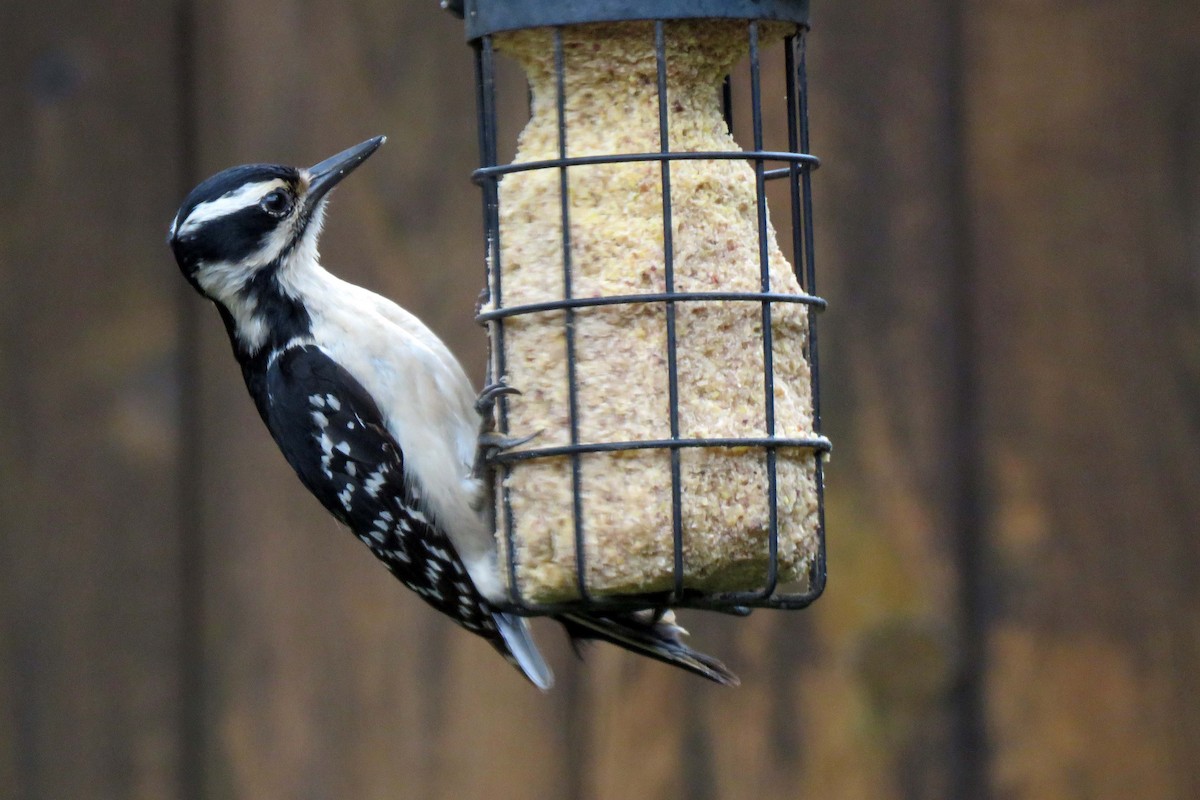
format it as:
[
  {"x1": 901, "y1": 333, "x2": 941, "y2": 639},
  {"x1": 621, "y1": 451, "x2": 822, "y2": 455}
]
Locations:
[
  {"x1": 176, "y1": 179, "x2": 287, "y2": 236},
  {"x1": 189, "y1": 194, "x2": 316, "y2": 302}
]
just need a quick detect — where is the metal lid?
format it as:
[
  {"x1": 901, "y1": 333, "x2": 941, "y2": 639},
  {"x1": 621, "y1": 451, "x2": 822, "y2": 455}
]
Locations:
[{"x1": 443, "y1": 0, "x2": 809, "y2": 40}]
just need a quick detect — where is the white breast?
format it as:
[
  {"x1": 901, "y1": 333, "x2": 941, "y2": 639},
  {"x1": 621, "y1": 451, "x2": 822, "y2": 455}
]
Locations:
[{"x1": 282, "y1": 265, "x2": 504, "y2": 601}]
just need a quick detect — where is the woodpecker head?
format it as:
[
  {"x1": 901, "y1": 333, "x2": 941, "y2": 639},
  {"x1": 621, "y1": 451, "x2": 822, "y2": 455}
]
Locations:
[{"x1": 168, "y1": 136, "x2": 384, "y2": 352}]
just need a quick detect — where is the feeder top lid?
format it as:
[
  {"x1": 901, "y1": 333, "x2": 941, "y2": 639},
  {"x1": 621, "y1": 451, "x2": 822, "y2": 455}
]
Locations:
[{"x1": 441, "y1": 0, "x2": 810, "y2": 40}]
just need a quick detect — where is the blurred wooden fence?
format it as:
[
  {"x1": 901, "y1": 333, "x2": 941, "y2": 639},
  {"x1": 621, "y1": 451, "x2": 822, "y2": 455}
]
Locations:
[{"x1": 1, "y1": 1, "x2": 1198, "y2": 798}]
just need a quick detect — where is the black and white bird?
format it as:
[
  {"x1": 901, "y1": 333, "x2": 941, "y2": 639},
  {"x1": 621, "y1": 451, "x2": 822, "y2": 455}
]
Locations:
[{"x1": 167, "y1": 136, "x2": 737, "y2": 688}]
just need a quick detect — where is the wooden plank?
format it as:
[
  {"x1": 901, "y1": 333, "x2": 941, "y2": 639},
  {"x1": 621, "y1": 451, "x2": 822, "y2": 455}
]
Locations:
[
  {"x1": 185, "y1": 2, "x2": 572, "y2": 797},
  {"x1": 964, "y1": 3, "x2": 1200, "y2": 797},
  {"x1": 0, "y1": 3, "x2": 187, "y2": 798}
]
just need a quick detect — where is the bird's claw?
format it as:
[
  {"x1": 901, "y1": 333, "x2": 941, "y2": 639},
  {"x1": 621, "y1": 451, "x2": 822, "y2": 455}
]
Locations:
[
  {"x1": 478, "y1": 430, "x2": 540, "y2": 453},
  {"x1": 473, "y1": 430, "x2": 540, "y2": 480},
  {"x1": 475, "y1": 381, "x2": 521, "y2": 417},
  {"x1": 473, "y1": 382, "x2": 534, "y2": 478}
]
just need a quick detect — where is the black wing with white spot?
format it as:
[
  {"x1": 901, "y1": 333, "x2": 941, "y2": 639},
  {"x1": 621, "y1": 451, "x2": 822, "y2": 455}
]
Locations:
[{"x1": 256, "y1": 343, "x2": 500, "y2": 637}]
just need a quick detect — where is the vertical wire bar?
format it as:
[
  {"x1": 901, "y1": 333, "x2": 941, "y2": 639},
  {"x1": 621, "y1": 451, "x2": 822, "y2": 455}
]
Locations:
[
  {"x1": 554, "y1": 29, "x2": 591, "y2": 603},
  {"x1": 796, "y1": 30, "x2": 827, "y2": 597},
  {"x1": 749, "y1": 21, "x2": 780, "y2": 598},
  {"x1": 476, "y1": 38, "x2": 525, "y2": 606},
  {"x1": 655, "y1": 21, "x2": 686, "y2": 599},
  {"x1": 785, "y1": 30, "x2": 823, "y2": 599},
  {"x1": 722, "y1": 73, "x2": 734, "y2": 133},
  {"x1": 784, "y1": 35, "x2": 805, "y2": 293},
  {"x1": 784, "y1": 31, "x2": 818, "y2": 599}
]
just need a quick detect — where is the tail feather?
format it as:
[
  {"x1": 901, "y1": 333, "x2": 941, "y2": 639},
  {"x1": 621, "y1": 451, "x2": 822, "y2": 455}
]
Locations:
[
  {"x1": 492, "y1": 611, "x2": 555, "y2": 690},
  {"x1": 558, "y1": 610, "x2": 739, "y2": 686}
]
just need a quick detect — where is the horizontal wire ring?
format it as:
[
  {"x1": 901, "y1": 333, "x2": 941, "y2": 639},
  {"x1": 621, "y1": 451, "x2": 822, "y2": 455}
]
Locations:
[
  {"x1": 486, "y1": 435, "x2": 833, "y2": 465},
  {"x1": 471, "y1": 148, "x2": 820, "y2": 184},
  {"x1": 476, "y1": 289, "x2": 827, "y2": 323}
]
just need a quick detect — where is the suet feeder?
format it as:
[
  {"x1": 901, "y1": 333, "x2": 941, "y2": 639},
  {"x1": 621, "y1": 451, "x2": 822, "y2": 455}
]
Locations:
[{"x1": 445, "y1": 0, "x2": 829, "y2": 614}]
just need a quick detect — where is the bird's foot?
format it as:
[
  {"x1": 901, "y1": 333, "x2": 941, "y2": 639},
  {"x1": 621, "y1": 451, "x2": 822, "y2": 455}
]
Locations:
[
  {"x1": 473, "y1": 381, "x2": 537, "y2": 478},
  {"x1": 473, "y1": 429, "x2": 540, "y2": 479},
  {"x1": 630, "y1": 608, "x2": 690, "y2": 638}
]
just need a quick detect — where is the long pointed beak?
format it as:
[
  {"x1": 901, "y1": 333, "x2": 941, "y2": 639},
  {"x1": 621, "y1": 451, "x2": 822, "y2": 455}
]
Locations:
[{"x1": 305, "y1": 136, "x2": 386, "y2": 209}]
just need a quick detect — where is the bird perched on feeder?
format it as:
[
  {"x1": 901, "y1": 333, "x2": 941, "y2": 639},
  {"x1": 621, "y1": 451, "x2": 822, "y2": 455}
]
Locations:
[{"x1": 167, "y1": 136, "x2": 737, "y2": 688}]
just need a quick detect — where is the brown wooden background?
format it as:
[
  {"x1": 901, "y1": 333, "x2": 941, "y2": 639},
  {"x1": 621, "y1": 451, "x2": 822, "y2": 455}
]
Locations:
[{"x1": 2, "y1": 1, "x2": 1198, "y2": 798}]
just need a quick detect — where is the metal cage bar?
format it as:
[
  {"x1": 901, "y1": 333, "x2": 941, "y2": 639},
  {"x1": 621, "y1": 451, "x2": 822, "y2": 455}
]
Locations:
[
  {"x1": 653, "y1": 21, "x2": 688, "y2": 600},
  {"x1": 748, "y1": 21, "x2": 782, "y2": 602},
  {"x1": 473, "y1": 37, "x2": 526, "y2": 605},
  {"x1": 794, "y1": 32, "x2": 829, "y2": 601},
  {"x1": 472, "y1": 18, "x2": 827, "y2": 615},
  {"x1": 549, "y1": 29, "x2": 594, "y2": 605},
  {"x1": 472, "y1": 150, "x2": 819, "y2": 180}
]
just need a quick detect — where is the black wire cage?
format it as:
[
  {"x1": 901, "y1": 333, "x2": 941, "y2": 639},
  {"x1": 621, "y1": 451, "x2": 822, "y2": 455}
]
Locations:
[{"x1": 446, "y1": 0, "x2": 829, "y2": 616}]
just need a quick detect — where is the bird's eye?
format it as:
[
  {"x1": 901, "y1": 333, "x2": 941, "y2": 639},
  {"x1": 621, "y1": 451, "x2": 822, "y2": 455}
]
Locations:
[{"x1": 260, "y1": 190, "x2": 293, "y2": 218}]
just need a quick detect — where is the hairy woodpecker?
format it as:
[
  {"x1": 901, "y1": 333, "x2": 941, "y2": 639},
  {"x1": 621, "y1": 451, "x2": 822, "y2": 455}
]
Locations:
[{"x1": 167, "y1": 136, "x2": 737, "y2": 688}]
